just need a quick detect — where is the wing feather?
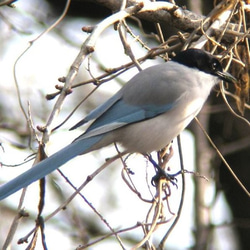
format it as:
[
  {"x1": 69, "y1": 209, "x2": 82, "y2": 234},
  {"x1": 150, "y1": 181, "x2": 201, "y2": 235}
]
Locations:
[{"x1": 72, "y1": 62, "x2": 185, "y2": 139}]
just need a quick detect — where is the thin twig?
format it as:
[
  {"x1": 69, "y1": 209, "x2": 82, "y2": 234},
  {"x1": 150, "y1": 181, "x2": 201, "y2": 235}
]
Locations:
[
  {"x1": 158, "y1": 135, "x2": 186, "y2": 249},
  {"x1": 132, "y1": 179, "x2": 164, "y2": 249},
  {"x1": 57, "y1": 169, "x2": 126, "y2": 250},
  {"x1": 220, "y1": 82, "x2": 250, "y2": 126},
  {"x1": 194, "y1": 117, "x2": 250, "y2": 198},
  {"x1": 41, "y1": 3, "x2": 144, "y2": 144},
  {"x1": 17, "y1": 153, "x2": 126, "y2": 245}
]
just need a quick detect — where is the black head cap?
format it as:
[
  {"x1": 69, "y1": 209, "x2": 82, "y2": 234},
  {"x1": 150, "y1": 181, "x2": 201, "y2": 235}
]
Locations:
[
  {"x1": 172, "y1": 48, "x2": 223, "y2": 76},
  {"x1": 172, "y1": 49, "x2": 236, "y2": 83}
]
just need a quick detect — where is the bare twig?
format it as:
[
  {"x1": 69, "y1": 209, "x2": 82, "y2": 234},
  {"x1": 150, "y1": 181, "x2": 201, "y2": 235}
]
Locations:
[
  {"x1": 194, "y1": 117, "x2": 250, "y2": 198},
  {"x1": 41, "y1": 3, "x2": 144, "y2": 144},
  {"x1": 57, "y1": 169, "x2": 126, "y2": 249},
  {"x1": 158, "y1": 135, "x2": 186, "y2": 249}
]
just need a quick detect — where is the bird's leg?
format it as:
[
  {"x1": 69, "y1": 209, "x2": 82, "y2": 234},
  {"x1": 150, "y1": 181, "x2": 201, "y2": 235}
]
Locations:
[{"x1": 146, "y1": 153, "x2": 178, "y2": 188}]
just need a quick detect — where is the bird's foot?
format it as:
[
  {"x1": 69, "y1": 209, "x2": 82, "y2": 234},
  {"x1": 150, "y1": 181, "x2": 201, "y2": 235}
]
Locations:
[
  {"x1": 151, "y1": 170, "x2": 180, "y2": 188},
  {"x1": 146, "y1": 154, "x2": 178, "y2": 187}
]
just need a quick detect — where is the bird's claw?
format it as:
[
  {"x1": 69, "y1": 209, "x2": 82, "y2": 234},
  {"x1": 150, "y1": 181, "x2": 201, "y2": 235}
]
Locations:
[
  {"x1": 151, "y1": 169, "x2": 179, "y2": 188},
  {"x1": 146, "y1": 154, "x2": 179, "y2": 188}
]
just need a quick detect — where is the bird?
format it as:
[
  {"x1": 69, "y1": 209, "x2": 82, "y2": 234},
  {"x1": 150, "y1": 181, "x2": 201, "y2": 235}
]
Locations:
[{"x1": 0, "y1": 48, "x2": 236, "y2": 200}]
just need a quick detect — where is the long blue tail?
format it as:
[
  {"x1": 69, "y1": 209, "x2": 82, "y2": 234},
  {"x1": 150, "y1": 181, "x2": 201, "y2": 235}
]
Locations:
[{"x1": 0, "y1": 135, "x2": 103, "y2": 200}]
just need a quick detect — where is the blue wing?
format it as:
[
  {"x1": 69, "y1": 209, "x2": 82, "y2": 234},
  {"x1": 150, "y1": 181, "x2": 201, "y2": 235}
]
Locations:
[
  {"x1": 70, "y1": 93, "x2": 123, "y2": 130},
  {"x1": 73, "y1": 97, "x2": 174, "y2": 140},
  {"x1": 71, "y1": 62, "x2": 182, "y2": 138}
]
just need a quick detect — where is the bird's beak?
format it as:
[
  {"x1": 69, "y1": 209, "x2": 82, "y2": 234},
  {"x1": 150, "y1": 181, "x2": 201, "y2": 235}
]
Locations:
[{"x1": 216, "y1": 70, "x2": 237, "y2": 84}]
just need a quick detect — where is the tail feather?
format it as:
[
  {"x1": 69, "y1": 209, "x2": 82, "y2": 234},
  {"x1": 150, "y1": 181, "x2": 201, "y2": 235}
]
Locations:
[{"x1": 0, "y1": 135, "x2": 103, "y2": 200}]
